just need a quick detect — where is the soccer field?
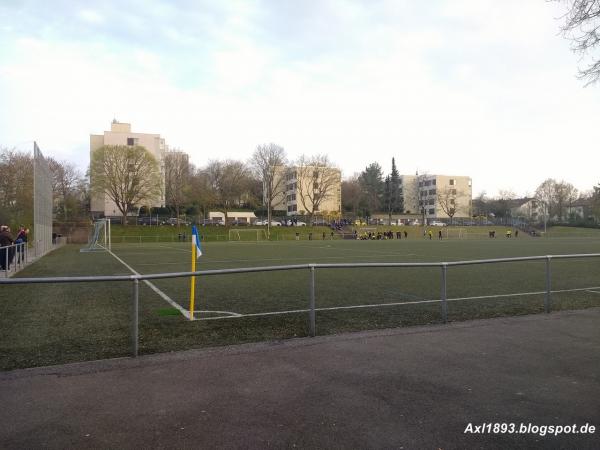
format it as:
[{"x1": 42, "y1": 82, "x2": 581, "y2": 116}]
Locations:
[{"x1": 2, "y1": 234, "x2": 600, "y2": 369}]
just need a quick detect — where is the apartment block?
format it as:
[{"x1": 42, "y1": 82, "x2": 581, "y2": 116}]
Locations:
[
  {"x1": 90, "y1": 120, "x2": 167, "y2": 218},
  {"x1": 400, "y1": 174, "x2": 472, "y2": 221},
  {"x1": 273, "y1": 165, "x2": 342, "y2": 216}
]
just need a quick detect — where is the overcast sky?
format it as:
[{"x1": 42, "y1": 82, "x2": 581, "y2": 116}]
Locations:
[{"x1": 1, "y1": 0, "x2": 599, "y2": 197}]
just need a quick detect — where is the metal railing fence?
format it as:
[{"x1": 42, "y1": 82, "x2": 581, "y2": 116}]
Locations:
[
  {"x1": 1, "y1": 238, "x2": 67, "y2": 278},
  {"x1": 1, "y1": 242, "x2": 29, "y2": 278},
  {"x1": 1, "y1": 253, "x2": 600, "y2": 358}
]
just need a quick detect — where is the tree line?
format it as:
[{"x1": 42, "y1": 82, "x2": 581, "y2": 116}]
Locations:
[
  {"x1": 342, "y1": 158, "x2": 403, "y2": 222},
  {"x1": 0, "y1": 147, "x2": 88, "y2": 227},
  {"x1": 90, "y1": 143, "x2": 339, "y2": 227},
  {"x1": 473, "y1": 179, "x2": 600, "y2": 224}
]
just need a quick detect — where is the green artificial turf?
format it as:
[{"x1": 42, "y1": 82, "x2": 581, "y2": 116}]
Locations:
[{"x1": 1, "y1": 230, "x2": 600, "y2": 370}]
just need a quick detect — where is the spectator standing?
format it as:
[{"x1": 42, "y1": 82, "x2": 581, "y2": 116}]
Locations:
[{"x1": 0, "y1": 225, "x2": 15, "y2": 270}]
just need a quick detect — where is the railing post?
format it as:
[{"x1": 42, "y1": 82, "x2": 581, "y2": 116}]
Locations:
[
  {"x1": 4, "y1": 246, "x2": 8, "y2": 277},
  {"x1": 440, "y1": 263, "x2": 448, "y2": 323},
  {"x1": 309, "y1": 265, "x2": 316, "y2": 337},
  {"x1": 544, "y1": 256, "x2": 552, "y2": 313},
  {"x1": 132, "y1": 277, "x2": 139, "y2": 357}
]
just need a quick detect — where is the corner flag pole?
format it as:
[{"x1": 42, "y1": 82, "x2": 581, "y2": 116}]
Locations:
[{"x1": 189, "y1": 234, "x2": 197, "y2": 320}]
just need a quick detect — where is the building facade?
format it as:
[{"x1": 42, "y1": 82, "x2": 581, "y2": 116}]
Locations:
[
  {"x1": 510, "y1": 198, "x2": 542, "y2": 222},
  {"x1": 272, "y1": 165, "x2": 342, "y2": 216},
  {"x1": 90, "y1": 121, "x2": 167, "y2": 218},
  {"x1": 400, "y1": 174, "x2": 472, "y2": 222}
]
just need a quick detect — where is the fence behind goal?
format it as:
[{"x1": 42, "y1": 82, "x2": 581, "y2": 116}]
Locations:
[{"x1": 33, "y1": 142, "x2": 53, "y2": 257}]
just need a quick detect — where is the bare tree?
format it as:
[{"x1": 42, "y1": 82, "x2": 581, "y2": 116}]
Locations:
[
  {"x1": 90, "y1": 145, "x2": 162, "y2": 225},
  {"x1": 188, "y1": 166, "x2": 216, "y2": 221},
  {"x1": 165, "y1": 150, "x2": 191, "y2": 224},
  {"x1": 295, "y1": 155, "x2": 340, "y2": 221},
  {"x1": 205, "y1": 160, "x2": 250, "y2": 224},
  {"x1": 593, "y1": 183, "x2": 600, "y2": 220},
  {"x1": 250, "y1": 143, "x2": 287, "y2": 237},
  {"x1": 557, "y1": 0, "x2": 600, "y2": 85},
  {"x1": 48, "y1": 158, "x2": 83, "y2": 221},
  {"x1": 436, "y1": 185, "x2": 465, "y2": 225},
  {"x1": 554, "y1": 180, "x2": 578, "y2": 221},
  {"x1": 535, "y1": 178, "x2": 558, "y2": 226},
  {"x1": 341, "y1": 174, "x2": 362, "y2": 216},
  {"x1": 0, "y1": 148, "x2": 33, "y2": 227}
]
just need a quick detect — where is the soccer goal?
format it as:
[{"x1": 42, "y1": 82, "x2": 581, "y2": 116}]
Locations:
[
  {"x1": 228, "y1": 229, "x2": 268, "y2": 242},
  {"x1": 445, "y1": 227, "x2": 467, "y2": 239},
  {"x1": 80, "y1": 219, "x2": 111, "y2": 252}
]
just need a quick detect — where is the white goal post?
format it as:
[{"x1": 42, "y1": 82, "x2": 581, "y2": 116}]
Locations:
[
  {"x1": 228, "y1": 229, "x2": 268, "y2": 241},
  {"x1": 80, "y1": 219, "x2": 111, "y2": 252}
]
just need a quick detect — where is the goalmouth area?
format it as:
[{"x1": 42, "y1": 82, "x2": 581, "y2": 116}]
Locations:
[{"x1": 1, "y1": 228, "x2": 600, "y2": 370}]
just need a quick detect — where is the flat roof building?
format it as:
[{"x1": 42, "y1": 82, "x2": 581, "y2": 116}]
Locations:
[
  {"x1": 90, "y1": 120, "x2": 167, "y2": 218},
  {"x1": 400, "y1": 174, "x2": 472, "y2": 223}
]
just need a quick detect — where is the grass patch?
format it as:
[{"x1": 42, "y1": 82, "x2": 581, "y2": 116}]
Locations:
[{"x1": 157, "y1": 308, "x2": 181, "y2": 316}]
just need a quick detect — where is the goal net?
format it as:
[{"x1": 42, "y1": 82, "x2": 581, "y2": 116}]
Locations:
[
  {"x1": 80, "y1": 219, "x2": 111, "y2": 252},
  {"x1": 228, "y1": 229, "x2": 268, "y2": 241}
]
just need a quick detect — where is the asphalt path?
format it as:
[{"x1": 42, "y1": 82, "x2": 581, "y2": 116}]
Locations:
[{"x1": 1, "y1": 308, "x2": 599, "y2": 449}]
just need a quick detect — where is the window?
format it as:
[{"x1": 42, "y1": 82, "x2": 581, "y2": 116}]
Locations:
[
  {"x1": 127, "y1": 137, "x2": 135, "y2": 146},
  {"x1": 450, "y1": 199, "x2": 455, "y2": 205},
  {"x1": 429, "y1": 189, "x2": 436, "y2": 195},
  {"x1": 451, "y1": 189, "x2": 457, "y2": 195},
  {"x1": 432, "y1": 180, "x2": 436, "y2": 186},
  {"x1": 428, "y1": 199, "x2": 434, "y2": 205},
  {"x1": 449, "y1": 179, "x2": 455, "y2": 186},
  {"x1": 428, "y1": 208, "x2": 435, "y2": 215}
]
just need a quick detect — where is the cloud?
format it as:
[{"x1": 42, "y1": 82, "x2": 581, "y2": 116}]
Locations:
[{"x1": 0, "y1": 0, "x2": 599, "y2": 197}]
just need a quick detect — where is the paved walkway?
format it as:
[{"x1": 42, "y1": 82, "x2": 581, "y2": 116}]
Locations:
[{"x1": 1, "y1": 309, "x2": 599, "y2": 449}]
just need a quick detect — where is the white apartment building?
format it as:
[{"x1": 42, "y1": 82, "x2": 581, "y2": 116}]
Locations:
[
  {"x1": 90, "y1": 120, "x2": 167, "y2": 218},
  {"x1": 400, "y1": 174, "x2": 472, "y2": 222},
  {"x1": 273, "y1": 165, "x2": 342, "y2": 216}
]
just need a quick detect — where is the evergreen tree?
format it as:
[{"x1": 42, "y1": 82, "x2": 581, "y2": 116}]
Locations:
[
  {"x1": 382, "y1": 158, "x2": 403, "y2": 224},
  {"x1": 358, "y1": 162, "x2": 384, "y2": 217},
  {"x1": 390, "y1": 157, "x2": 402, "y2": 213}
]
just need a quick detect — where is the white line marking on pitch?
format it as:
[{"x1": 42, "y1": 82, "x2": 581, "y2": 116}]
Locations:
[
  {"x1": 190, "y1": 286, "x2": 600, "y2": 321},
  {"x1": 108, "y1": 250, "x2": 191, "y2": 319}
]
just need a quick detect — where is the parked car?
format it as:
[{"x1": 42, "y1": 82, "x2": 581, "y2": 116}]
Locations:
[
  {"x1": 312, "y1": 220, "x2": 329, "y2": 226},
  {"x1": 294, "y1": 221, "x2": 307, "y2": 227},
  {"x1": 255, "y1": 220, "x2": 281, "y2": 226},
  {"x1": 230, "y1": 220, "x2": 250, "y2": 226},
  {"x1": 430, "y1": 221, "x2": 447, "y2": 227},
  {"x1": 167, "y1": 218, "x2": 190, "y2": 226},
  {"x1": 138, "y1": 216, "x2": 164, "y2": 225},
  {"x1": 199, "y1": 219, "x2": 223, "y2": 226}
]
